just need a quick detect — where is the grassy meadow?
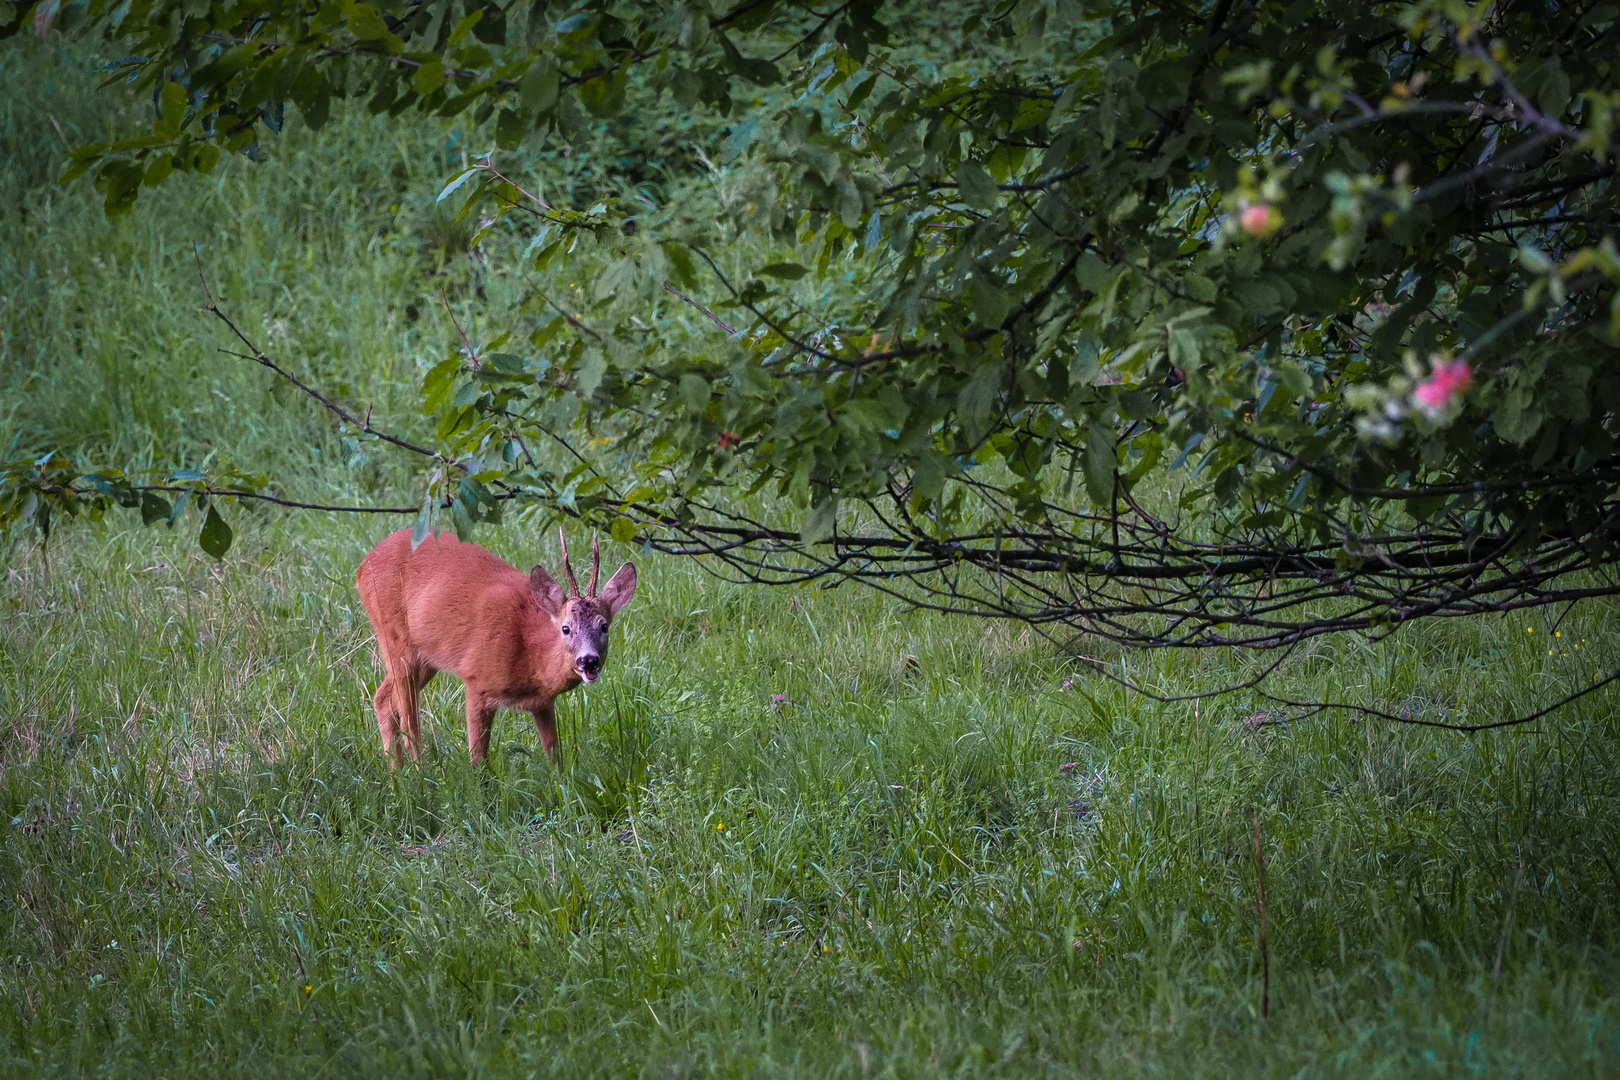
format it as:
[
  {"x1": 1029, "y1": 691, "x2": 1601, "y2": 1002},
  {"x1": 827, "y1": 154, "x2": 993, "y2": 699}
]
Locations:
[{"x1": 6, "y1": 38, "x2": 1620, "y2": 1079}]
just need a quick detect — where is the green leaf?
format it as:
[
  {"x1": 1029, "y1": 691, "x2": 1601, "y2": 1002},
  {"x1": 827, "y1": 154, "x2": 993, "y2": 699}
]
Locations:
[
  {"x1": 198, "y1": 504, "x2": 233, "y2": 559},
  {"x1": 155, "y1": 81, "x2": 187, "y2": 140},
  {"x1": 266, "y1": 369, "x2": 294, "y2": 408},
  {"x1": 1118, "y1": 389, "x2": 1154, "y2": 420},
  {"x1": 662, "y1": 242, "x2": 698, "y2": 287},
  {"x1": 520, "y1": 59, "x2": 559, "y2": 116},
  {"x1": 800, "y1": 496, "x2": 838, "y2": 545},
  {"x1": 142, "y1": 153, "x2": 175, "y2": 188},
  {"x1": 679, "y1": 374, "x2": 709, "y2": 412},
  {"x1": 140, "y1": 491, "x2": 172, "y2": 527},
  {"x1": 1110, "y1": 193, "x2": 1139, "y2": 221},
  {"x1": 447, "y1": 9, "x2": 484, "y2": 47},
  {"x1": 1405, "y1": 493, "x2": 1448, "y2": 521},
  {"x1": 1012, "y1": 96, "x2": 1052, "y2": 132},
  {"x1": 1537, "y1": 56, "x2": 1570, "y2": 116},
  {"x1": 610, "y1": 516, "x2": 638, "y2": 543},
  {"x1": 1272, "y1": 364, "x2": 1312, "y2": 404},
  {"x1": 795, "y1": 141, "x2": 840, "y2": 184},
  {"x1": 58, "y1": 142, "x2": 107, "y2": 186},
  {"x1": 1020, "y1": 3, "x2": 1047, "y2": 56},
  {"x1": 715, "y1": 32, "x2": 779, "y2": 85},
  {"x1": 414, "y1": 60, "x2": 447, "y2": 98},
  {"x1": 422, "y1": 358, "x2": 462, "y2": 413},
  {"x1": 346, "y1": 3, "x2": 398, "y2": 46},
  {"x1": 553, "y1": 12, "x2": 592, "y2": 35},
  {"x1": 291, "y1": 66, "x2": 332, "y2": 129},
  {"x1": 98, "y1": 160, "x2": 144, "y2": 217},
  {"x1": 450, "y1": 494, "x2": 475, "y2": 540},
  {"x1": 1167, "y1": 323, "x2": 1203, "y2": 371},
  {"x1": 531, "y1": 238, "x2": 562, "y2": 271},
  {"x1": 496, "y1": 107, "x2": 527, "y2": 149},
  {"x1": 956, "y1": 160, "x2": 997, "y2": 211},
  {"x1": 969, "y1": 273, "x2": 1012, "y2": 328},
  {"x1": 411, "y1": 497, "x2": 433, "y2": 552},
  {"x1": 578, "y1": 66, "x2": 628, "y2": 119},
  {"x1": 1084, "y1": 423, "x2": 1115, "y2": 508},
  {"x1": 664, "y1": 66, "x2": 695, "y2": 106},
  {"x1": 470, "y1": 0, "x2": 506, "y2": 44},
  {"x1": 436, "y1": 167, "x2": 477, "y2": 203},
  {"x1": 577, "y1": 350, "x2": 608, "y2": 397},
  {"x1": 758, "y1": 262, "x2": 808, "y2": 280},
  {"x1": 956, "y1": 362, "x2": 1002, "y2": 441},
  {"x1": 1493, "y1": 389, "x2": 1542, "y2": 444},
  {"x1": 845, "y1": 73, "x2": 877, "y2": 112},
  {"x1": 911, "y1": 451, "x2": 946, "y2": 504}
]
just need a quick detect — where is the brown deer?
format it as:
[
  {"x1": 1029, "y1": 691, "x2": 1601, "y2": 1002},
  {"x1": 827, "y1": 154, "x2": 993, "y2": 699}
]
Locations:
[{"x1": 355, "y1": 528, "x2": 637, "y2": 766}]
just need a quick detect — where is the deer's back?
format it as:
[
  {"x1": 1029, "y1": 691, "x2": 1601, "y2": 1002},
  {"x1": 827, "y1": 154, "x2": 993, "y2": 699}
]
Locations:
[{"x1": 357, "y1": 529, "x2": 537, "y2": 677}]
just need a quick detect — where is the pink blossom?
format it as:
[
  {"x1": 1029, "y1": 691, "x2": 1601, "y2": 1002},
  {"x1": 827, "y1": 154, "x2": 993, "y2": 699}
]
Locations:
[
  {"x1": 1240, "y1": 203, "x2": 1281, "y2": 237},
  {"x1": 1412, "y1": 360, "x2": 1474, "y2": 418}
]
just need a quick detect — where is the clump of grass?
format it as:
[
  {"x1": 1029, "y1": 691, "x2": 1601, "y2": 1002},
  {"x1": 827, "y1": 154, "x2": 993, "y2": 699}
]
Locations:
[{"x1": 418, "y1": 202, "x2": 476, "y2": 271}]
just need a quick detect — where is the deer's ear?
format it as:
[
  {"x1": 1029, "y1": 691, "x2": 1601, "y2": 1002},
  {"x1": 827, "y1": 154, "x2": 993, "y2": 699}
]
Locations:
[
  {"x1": 600, "y1": 563, "x2": 637, "y2": 616},
  {"x1": 530, "y1": 565, "x2": 565, "y2": 615}
]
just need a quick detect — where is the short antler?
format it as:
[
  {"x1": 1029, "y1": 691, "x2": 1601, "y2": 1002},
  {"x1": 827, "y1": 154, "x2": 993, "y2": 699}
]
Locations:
[
  {"x1": 588, "y1": 530, "x2": 600, "y2": 597},
  {"x1": 558, "y1": 527, "x2": 581, "y2": 597}
]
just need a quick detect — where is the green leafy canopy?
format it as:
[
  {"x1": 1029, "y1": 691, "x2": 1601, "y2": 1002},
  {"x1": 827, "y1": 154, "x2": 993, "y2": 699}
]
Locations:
[{"x1": 6, "y1": 0, "x2": 1620, "y2": 649}]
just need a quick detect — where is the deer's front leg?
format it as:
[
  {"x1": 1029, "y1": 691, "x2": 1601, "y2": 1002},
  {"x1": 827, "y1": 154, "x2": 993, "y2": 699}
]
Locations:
[
  {"x1": 465, "y1": 690, "x2": 498, "y2": 765},
  {"x1": 532, "y1": 701, "x2": 558, "y2": 760}
]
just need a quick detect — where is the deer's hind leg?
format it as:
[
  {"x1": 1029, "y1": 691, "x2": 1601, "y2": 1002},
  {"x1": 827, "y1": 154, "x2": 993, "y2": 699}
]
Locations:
[
  {"x1": 395, "y1": 662, "x2": 436, "y2": 764},
  {"x1": 373, "y1": 638, "x2": 435, "y2": 767},
  {"x1": 373, "y1": 677, "x2": 405, "y2": 768}
]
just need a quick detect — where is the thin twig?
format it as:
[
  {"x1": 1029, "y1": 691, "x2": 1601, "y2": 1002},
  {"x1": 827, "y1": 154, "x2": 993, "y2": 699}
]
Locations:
[
  {"x1": 1260, "y1": 663, "x2": 1620, "y2": 733},
  {"x1": 662, "y1": 281, "x2": 737, "y2": 336},
  {"x1": 536, "y1": 290, "x2": 603, "y2": 341},
  {"x1": 441, "y1": 289, "x2": 481, "y2": 368},
  {"x1": 767, "y1": 0, "x2": 856, "y2": 63},
  {"x1": 191, "y1": 245, "x2": 456, "y2": 469},
  {"x1": 66, "y1": 482, "x2": 422, "y2": 514}
]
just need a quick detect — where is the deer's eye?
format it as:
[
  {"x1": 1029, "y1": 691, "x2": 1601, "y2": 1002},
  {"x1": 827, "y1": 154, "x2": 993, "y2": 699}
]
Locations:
[{"x1": 561, "y1": 625, "x2": 571, "y2": 635}]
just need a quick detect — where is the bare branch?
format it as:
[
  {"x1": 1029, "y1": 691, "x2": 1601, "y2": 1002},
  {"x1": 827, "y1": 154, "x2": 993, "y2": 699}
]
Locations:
[{"x1": 193, "y1": 246, "x2": 454, "y2": 469}]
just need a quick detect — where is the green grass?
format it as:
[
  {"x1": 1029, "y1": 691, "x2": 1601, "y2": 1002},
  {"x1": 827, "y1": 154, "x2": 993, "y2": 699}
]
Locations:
[
  {"x1": 5, "y1": 515, "x2": 1620, "y2": 1078},
  {"x1": 6, "y1": 35, "x2": 1620, "y2": 1080}
]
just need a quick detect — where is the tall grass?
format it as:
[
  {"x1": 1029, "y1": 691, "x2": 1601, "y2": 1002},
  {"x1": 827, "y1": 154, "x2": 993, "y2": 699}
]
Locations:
[
  {"x1": 4, "y1": 33, "x2": 1620, "y2": 1080},
  {"x1": 1, "y1": 38, "x2": 522, "y2": 502}
]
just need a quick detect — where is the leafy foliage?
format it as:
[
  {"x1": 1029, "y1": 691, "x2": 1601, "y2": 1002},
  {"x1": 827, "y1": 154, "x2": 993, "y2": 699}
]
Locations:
[{"x1": 6, "y1": 0, "x2": 1620, "y2": 650}]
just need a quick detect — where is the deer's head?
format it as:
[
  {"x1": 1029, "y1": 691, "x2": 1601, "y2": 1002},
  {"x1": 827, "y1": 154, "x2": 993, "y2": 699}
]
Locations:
[{"x1": 530, "y1": 529, "x2": 637, "y2": 683}]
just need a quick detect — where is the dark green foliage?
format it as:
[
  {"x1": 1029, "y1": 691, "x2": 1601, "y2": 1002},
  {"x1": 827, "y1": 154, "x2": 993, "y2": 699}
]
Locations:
[{"x1": 6, "y1": 0, "x2": 1619, "y2": 644}]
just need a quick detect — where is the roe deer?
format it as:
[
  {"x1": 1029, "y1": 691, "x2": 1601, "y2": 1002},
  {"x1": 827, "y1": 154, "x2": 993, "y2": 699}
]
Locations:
[{"x1": 355, "y1": 528, "x2": 637, "y2": 766}]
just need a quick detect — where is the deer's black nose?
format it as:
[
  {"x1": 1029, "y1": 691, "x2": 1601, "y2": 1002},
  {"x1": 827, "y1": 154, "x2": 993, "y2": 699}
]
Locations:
[{"x1": 578, "y1": 654, "x2": 602, "y2": 675}]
